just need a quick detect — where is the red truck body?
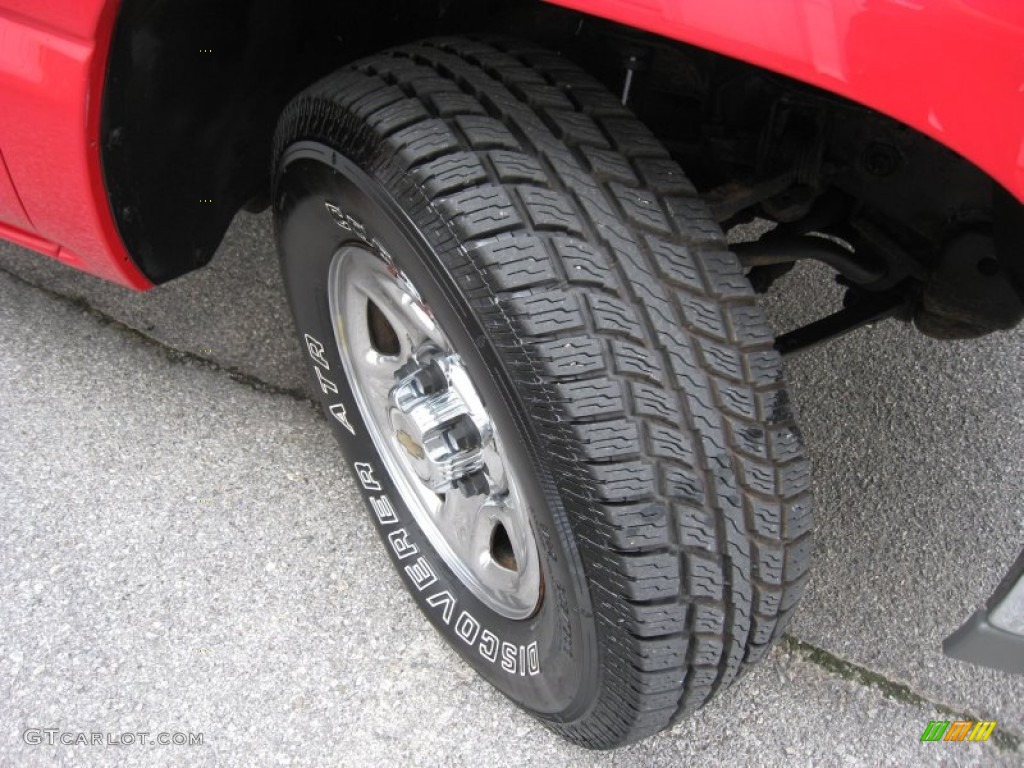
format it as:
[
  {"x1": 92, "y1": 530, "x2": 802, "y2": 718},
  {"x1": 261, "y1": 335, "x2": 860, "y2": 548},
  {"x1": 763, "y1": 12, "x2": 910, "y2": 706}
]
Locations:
[
  {"x1": 0, "y1": 0, "x2": 1022, "y2": 288},
  {"x1": 0, "y1": 0, "x2": 146, "y2": 287}
]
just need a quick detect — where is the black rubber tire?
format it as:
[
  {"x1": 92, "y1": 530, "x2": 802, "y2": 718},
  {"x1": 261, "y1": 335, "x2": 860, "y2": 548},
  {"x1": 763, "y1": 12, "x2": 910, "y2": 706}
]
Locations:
[{"x1": 272, "y1": 38, "x2": 814, "y2": 749}]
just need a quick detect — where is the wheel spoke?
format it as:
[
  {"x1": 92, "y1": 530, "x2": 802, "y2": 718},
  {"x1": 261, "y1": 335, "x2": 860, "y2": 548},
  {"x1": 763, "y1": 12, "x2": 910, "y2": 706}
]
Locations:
[
  {"x1": 359, "y1": 350, "x2": 399, "y2": 400},
  {"x1": 436, "y1": 491, "x2": 481, "y2": 553},
  {"x1": 481, "y1": 440, "x2": 507, "y2": 496}
]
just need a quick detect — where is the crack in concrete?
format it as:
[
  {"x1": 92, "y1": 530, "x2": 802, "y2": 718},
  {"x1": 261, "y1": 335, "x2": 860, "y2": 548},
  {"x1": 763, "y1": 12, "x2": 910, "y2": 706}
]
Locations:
[
  {"x1": 782, "y1": 636, "x2": 1021, "y2": 753},
  {"x1": 0, "y1": 265, "x2": 316, "y2": 407}
]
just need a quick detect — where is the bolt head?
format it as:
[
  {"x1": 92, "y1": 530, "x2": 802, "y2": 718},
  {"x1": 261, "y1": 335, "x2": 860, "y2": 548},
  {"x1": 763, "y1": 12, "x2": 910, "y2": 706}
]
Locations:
[
  {"x1": 445, "y1": 417, "x2": 480, "y2": 452},
  {"x1": 415, "y1": 359, "x2": 447, "y2": 395},
  {"x1": 455, "y1": 470, "x2": 489, "y2": 498},
  {"x1": 395, "y1": 359, "x2": 420, "y2": 381}
]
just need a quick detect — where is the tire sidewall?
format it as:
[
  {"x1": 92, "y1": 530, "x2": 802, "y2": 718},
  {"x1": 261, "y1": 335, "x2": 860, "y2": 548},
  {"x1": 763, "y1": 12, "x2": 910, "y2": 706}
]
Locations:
[{"x1": 274, "y1": 141, "x2": 598, "y2": 719}]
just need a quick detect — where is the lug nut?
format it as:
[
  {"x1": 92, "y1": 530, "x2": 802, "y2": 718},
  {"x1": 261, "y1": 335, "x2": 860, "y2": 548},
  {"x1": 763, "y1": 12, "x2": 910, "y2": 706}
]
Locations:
[
  {"x1": 416, "y1": 358, "x2": 447, "y2": 395},
  {"x1": 455, "y1": 470, "x2": 489, "y2": 498},
  {"x1": 445, "y1": 417, "x2": 480, "y2": 452},
  {"x1": 395, "y1": 359, "x2": 420, "y2": 381},
  {"x1": 395, "y1": 357, "x2": 447, "y2": 396}
]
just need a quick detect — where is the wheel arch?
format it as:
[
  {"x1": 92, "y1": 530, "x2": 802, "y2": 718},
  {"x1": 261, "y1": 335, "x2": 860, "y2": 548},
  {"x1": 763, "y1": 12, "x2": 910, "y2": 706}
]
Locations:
[
  {"x1": 100, "y1": 0, "x2": 505, "y2": 284},
  {"x1": 100, "y1": 0, "x2": 1024, "y2": 299}
]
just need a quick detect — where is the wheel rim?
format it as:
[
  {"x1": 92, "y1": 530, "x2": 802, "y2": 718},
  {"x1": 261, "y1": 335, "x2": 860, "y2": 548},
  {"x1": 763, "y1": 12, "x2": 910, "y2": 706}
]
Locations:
[{"x1": 328, "y1": 244, "x2": 542, "y2": 620}]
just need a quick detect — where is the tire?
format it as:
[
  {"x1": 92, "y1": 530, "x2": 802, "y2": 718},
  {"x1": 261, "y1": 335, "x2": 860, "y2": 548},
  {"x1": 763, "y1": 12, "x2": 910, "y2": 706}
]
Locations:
[{"x1": 272, "y1": 38, "x2": 813, "y2": 749}]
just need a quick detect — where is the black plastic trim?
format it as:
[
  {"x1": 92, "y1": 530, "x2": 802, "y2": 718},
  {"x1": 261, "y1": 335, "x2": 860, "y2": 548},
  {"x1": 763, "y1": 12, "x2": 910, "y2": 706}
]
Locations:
[{"x1": 943, "y1": 551, "x2": 1024, "y2": 675}]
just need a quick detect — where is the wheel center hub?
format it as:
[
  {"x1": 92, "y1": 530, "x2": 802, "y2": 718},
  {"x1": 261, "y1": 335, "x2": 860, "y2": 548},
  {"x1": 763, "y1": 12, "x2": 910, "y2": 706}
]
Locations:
[{"x1": 387, "y1": 351, "x2": 490, "y2": 496}]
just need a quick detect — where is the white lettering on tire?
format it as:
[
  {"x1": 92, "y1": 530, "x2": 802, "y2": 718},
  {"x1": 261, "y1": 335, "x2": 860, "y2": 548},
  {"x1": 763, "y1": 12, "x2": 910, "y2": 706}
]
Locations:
[
  {"x1": 304, "y1": 334, "x2": 330, "y2": 369},
  {"x1": 455, "y1": 611, "x2": 481, "y2": 645},
  {"x1": 387, "y1": 528, "x2": 419, "y2": 560},
  {"x1": 479, "y1": 630, "x2": 499, "y2": 663},
  {"x1": 500, "y1": 642, "x2": 517, "y2": 674},
  {"x1": 370, "y1": 495, "x2": 398, "y2": 525},
  {"x1": 329, "y1": 403, "x2": 356, "y2": 435},
  {"x1": 426, "y1": 591, "x2": 456, "y2": 624},
  {"x1": 354, "y1": 462, "x2": 381, "y2": 491},
  {"x1": 314, "y1": 366, "x2": 338, "y2": 395},
  {"x1": 527, "y1": 642, "x2": 540, "y2": 676},
  {"x1": 405, "y1": 557, "x2": 438, "y2": 591}
]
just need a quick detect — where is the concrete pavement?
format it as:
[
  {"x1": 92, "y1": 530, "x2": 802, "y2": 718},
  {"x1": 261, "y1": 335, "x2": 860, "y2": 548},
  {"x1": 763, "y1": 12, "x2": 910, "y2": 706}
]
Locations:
[{"x1": 0, "y1": 213, "x2": 1021, "y2": 767}]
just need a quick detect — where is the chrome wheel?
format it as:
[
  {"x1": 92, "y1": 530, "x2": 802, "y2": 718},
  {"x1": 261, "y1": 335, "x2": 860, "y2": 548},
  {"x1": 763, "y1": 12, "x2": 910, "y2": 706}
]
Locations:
[{"x1": 328, "y1": 244, "x2": 541, "y2": 619}]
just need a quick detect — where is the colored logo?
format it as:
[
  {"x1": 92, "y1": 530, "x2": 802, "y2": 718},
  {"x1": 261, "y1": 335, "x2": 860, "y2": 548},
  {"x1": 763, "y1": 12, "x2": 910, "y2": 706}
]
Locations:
[{"x1": 920, "y1": 720, "x2": 997, "y2": 742}]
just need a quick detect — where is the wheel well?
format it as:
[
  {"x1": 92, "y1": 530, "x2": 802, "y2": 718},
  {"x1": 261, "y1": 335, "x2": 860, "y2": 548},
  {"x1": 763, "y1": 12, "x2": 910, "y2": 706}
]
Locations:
[
  {"x1": 103, "y1": 0, "x2": 1023, "y2": 340},
  {"x1": 102, "y1": 0, "x2": 514, "y2": 283}
]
